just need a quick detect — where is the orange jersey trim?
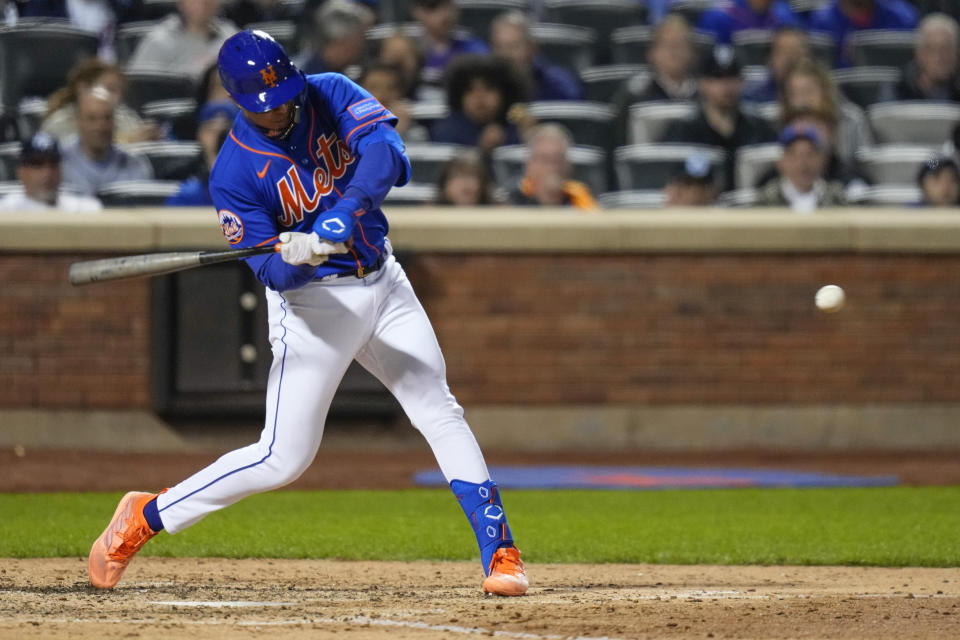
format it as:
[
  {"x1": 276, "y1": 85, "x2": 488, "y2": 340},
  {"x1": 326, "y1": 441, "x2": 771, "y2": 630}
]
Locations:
[{"x1": 343, "y1": 114, "x2": 394, "y2": 144}]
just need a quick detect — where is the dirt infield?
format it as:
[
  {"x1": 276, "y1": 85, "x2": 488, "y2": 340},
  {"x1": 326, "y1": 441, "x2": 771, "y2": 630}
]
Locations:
[{"x1": 1, "y1": 558, "x2": 958, "y2": 639}]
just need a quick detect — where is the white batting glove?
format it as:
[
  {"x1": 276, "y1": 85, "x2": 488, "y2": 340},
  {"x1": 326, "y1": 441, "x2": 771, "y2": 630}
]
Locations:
[{"x1": 278, "y1": 232, "x2": 347, "y2": 266}]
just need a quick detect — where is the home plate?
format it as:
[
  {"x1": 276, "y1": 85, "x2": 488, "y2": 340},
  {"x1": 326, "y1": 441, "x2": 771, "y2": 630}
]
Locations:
[{"x1": 149, "y1": 601, "x2": 295, "y2": 608}]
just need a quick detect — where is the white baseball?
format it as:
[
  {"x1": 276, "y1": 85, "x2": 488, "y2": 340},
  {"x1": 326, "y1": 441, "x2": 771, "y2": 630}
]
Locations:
[{"x1": 815, "y1": 285, "x2": 845, "y2": 313}]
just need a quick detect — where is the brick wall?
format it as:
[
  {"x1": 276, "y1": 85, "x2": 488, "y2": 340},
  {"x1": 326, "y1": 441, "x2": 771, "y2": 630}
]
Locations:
[{"x1": 2, "y1": 252, "x2": 960, "y2": 409}]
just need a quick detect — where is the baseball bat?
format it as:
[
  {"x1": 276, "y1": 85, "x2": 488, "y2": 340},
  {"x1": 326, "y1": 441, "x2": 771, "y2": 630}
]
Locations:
[{"x1": 68, "y1": 244, "x2": 278, "y2": 286}]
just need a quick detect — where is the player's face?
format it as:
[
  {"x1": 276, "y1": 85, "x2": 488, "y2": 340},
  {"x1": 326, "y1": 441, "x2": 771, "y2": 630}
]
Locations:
[
  {"x1": 243, "y1": 100, "x2": 297, "y2": 138},
  {"x1": 778, "y1": 139, "x2": 825, "y2": 193},
  {"x1": 461, "y1": 79, "x2": 502, "y2": 124},
  {"x1": 18, "y1": 157, "x2": 61, "y2": 205}
]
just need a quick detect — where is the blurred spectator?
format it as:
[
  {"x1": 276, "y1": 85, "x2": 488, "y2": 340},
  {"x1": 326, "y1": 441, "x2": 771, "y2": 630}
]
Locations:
[
  {"x1": 430, "y1": 55, "x2": 528, "y2": 154},
  {"x1": 774, "y1": 107, "x2": 868, "y2": 188},
  {"x1": 756, "y1": 124, "x2": 847, "y2": 211},
  {"x1": 42, "y1": 58, "x2": 161, "y2": 144},
  {"x1": 411, "y1": 0, "x2": 489, "y2": 85},
  {"x1": 378, "y1": 34, "x2": 430, "y2": 101},
  {"x1": 127, "y1": 0, "x2": 238, "y2": 82},
  {"x1": 0, "y1": 132, "x2": 101, "y2": 212},
  {"x1": 359, "y1": 63, "x2": 428, "y2": 142},
  {"x1": 61, "y1": 86, "x2": 153, "y2": 196},
  {"x1": 809, "y1": 0, "x2": 918, "y2": 67},
  {"x1": 226, "y1": 0, "x2": 300, "y2": 27},
  {"x1": 779, "y1": 57, "x2": 873, "y2": 171},
  {"x1": 490, "y1": 11, "x2": 581, "y2": 101},
  {"x1": 664, "y1": 153, "x2": 719, "y2": 207},
  {"x1": 435, "y1": 148, "x2": 498, "y2": 205},
  {"x1": 196, "y1": 61, "x2": 235, "y2": 115},
  {"x1": 742, "y1": 26, "x2": 810, "y2": 103},
  {"x1": 507, "y1": 123, "x2": 597, "y2": 209},
  {"x1": 19, "y1": 0, "x2": 117, "y2": 60},
  {"x1": 917, "y1": 155, "x2": 960, "y2": 206},
  {"x1": 166, "y1": 125, "x2": 229, "y2": 206},
  {"x1": 614, "y1": 14, "x2": 698, "y2": 145},
  {"x1": 662, "y1": 48, "x2": 777, "y2": 191},
  {"x1": 697, "y1": 0, "x2": 801, "y2": 45},
  {"x1": 295, "y1": 0, "x2": 372, "y2": 76},
  {"x1": 897, "y1": 13, "x2": 960, "y2": 102}
]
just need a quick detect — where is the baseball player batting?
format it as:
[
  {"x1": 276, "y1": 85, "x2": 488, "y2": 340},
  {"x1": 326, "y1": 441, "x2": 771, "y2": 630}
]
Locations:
[{"x1": 87, "y1": 30, "x2": 527, "y2": 597}]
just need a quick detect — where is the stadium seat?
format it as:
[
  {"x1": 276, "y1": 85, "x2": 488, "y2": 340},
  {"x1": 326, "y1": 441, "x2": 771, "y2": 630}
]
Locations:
[
  {"x1": 832, "y1": 67, "x2": 900, "y2": 109},
  {"x1": 735, "y1": 143, "x2": 781, "y2": 190},
  {"x1": 379, "y1": 0, "x2": 413, "y2": 23},
  {"x1": 718, "y1": 187, "x2": 758, "y2": 207},
  {"x1": 97, "y1": 180, "x2": 181, "y2": 207},
  {"x1": 848, "y1": 185, "x2": 922, "y2": 206},
  {"x1": 0, "y1": 22, "x2": 99, "y2": 113},
  {"x1": 732, "y1": 29, "x2": 775, "y2": 67},
  {"x1": 525, "y1": 101, "x2": 617, "y2": 150},
  {"x1": 610, "y1": 25, "x2": 714, "y2": 66},
  {"x1": 245, "y1": 21, "x2": 298, "y2": 53},
  {"x1": 456, "y1": 0, "x2": 528, "y2": 40},
  {"x1": 530, "y1": 23, "x2": 597, "y2": 74},
  {"x1": 667, "y1": 0, "x2": 714, "y2": 25},
  {"x1": 140, "y1": 98, "x2": 198, "y2": 141},
  {"x1": 543, "y1": 0, "x2": 646, "y2": 63},
  {"x1": 0, "y1": 180, "x2": 20, "y2": 195},
  {"x1": 742, "y1": 101, "x2": 780, "y2": 128},
  {"x1": 614, "y1": 143, "x2": 725, "y2": 190},
  {"x1": 807, "y1": 31, "x2": 837, "y2": 67},
  {"x1": 124, "y1": 71, "x2": 197, "y2": 113},
  {"x1": 139, "y1": 0, "x2": 179, "y2": 20},
  {"x1": 383, "y1": 182, "x2": 437, "y2": 205},
  {"x1": 16, "y1": 98, "x2": 47, "y2": 141},
  {"x1": 404, "y1": 142, "x2": 471, "y2": 185},
  {"x1": 409, "y1": 101, "x2": 450, "y2": 129},
  {"x1": 116, "y1": 21, "x2": 160, "y2": 66},
  {"x1": 867, "y1": 101, "x2": 960, "y2": 145},
  {"x1": 625, "y1": 100, "x2": 698, "y2": 145},
  {"x1": 597, "y1": 189, "x2": 665, "y2": 209},
  {"x1": 0, "y1": 141, "x2": 20, "y2": 181},
  {"x1": 492, "y1": 144, "x2": 609, "y2": 195},
  {"x1": 855, "y1": 145, "x2": 941, "y2": 186},
  {"x1": 580, "y1": 65, "x2": 647, "y2": 103},
  {"x1": 849, "y1": 30, "x2": 916, "y2": 68},
  {"x1": 365, "y1": 22, "x2": 424, "y2": 59},
  {"x1": 122, "y1": 141, "x2": 204, "y2": 181}
]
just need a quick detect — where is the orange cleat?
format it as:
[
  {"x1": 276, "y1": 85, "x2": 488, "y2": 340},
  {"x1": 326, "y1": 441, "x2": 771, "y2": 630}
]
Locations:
[
  {"x1": 88, "y1": 491, "x2": 159, "y2": 589},
  {"x1": 482, "y1": 547, "x2": 528, "y2": 596}
]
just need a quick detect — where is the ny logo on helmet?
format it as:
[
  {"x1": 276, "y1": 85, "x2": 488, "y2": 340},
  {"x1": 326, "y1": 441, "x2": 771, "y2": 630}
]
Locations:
[{"x1": 260, "y1": 64, "x2": 278, "y2": 88}]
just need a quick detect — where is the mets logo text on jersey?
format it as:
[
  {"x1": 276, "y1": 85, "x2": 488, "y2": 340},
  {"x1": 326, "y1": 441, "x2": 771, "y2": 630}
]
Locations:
[
  {"x1": 260, "y1": 65, "x2": 277, "y2": 88},
  {"x1": 275, "y1": 133, "x2": 355, "y2": 227},
  {"x1": 218, "y1": 209, "x2": 244, "y2": 244}
]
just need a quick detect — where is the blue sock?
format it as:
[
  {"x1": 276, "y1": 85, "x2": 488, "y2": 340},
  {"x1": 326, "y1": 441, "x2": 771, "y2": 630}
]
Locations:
[
  {"x1": 450, "y1": 479, "x2": 513, "y2": 575},
  {"x1": 142, "y1": 497, "x2": 164, "y2": 532}
]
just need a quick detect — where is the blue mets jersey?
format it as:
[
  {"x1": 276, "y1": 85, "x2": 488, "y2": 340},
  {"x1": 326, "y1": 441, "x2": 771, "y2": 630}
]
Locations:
[{"x1": 210, "y1": 73, "x2": 411, "y2": 291}]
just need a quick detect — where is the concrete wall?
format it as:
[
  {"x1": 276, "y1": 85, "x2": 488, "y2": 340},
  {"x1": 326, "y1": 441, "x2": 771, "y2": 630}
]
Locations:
[{"x1": 2, "y1": 208, "x2": 960, "y2": 450}]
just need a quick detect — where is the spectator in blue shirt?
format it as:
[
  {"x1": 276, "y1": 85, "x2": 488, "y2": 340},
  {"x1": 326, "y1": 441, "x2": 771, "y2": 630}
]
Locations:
[
  {"x1": 490, "y1": 11, "x2": 582, "y2": 102},
  {"x1": 412, "y1": 0, "x2": 489, "y2": 85},
  {"x1": 809, "y1": 0, "x2": 917, "y2": 67},
  {"x1": 697, "y1": 0, "x2": 801, "y2": 45},
  {"x1": 430, "y1": 55, "x2": 528, "y2": 154}
]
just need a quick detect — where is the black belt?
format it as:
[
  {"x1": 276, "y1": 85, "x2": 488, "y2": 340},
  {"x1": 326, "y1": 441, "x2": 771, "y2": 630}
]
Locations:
[{"x1": 333, "y1": 252, "x2": 386, "y2": 279}]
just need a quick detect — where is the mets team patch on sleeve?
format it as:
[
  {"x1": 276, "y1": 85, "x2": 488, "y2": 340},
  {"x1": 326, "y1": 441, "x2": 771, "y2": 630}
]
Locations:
[
  {"x1": 348, "y1": 97, "x2": 386, "y2": 121},
  {"x1": 218, "y1": 210, "x2": 244, "y2": 244}
]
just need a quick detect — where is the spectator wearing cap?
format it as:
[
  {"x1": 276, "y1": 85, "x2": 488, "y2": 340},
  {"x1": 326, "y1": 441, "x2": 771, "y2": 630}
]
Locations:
[
  {"x1": 917, "y1": 155, "x2": 960, "y2": 206},
  {"x1": 490, "y1": 11, "x2": 581, "y2": 102},
  {"x1": 809, "y1": 0, "x2": 917, "y2": 67},
  {"x1": 507, "y1": 123, "x2": 597, "y2": 210},
  {"x1": 0, "y1": 133, "x2": 101, "y2": 212},
  {"x1": 742, "y1": 26, "x2": 810, "y2": 104},
  {"x1": 61, "y1": 86, "x2": 154, "y2": 198},
  {"x1": 614, "y1": 14, "x2": 699, "y2": 146},
  {"x1": 295, "y1": 0, "x2": 373, "y2": 76},
  {"x1": 896, "y1": 13, "x2": 960, "y2": 103},
  {"x1": 697, "y1": 0, "x2": 802, "y2": 46},
  {"x1": 127, "y1": 0, "x2": 238, "y2": 82},
  {"x1": 664, "y1": 154, "x2": 719, "y2": 207},
  {"x1": 661, "y1": 48, "x2": 777, "y2": 192},
  {"x1": 430, "y1": 55, "x2": 529, "y2": 154},
  {"x1": 411, "y1": 0, "x2": 489, "y2": 86},
  {"x1": 756, "y1": 124, "x2": 847, "y2": 212}
]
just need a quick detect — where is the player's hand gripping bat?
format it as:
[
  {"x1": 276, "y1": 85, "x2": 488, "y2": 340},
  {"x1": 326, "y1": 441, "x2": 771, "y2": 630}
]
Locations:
[{"x1": 68, "y1": 244, "x2": 279, "y2": 286}]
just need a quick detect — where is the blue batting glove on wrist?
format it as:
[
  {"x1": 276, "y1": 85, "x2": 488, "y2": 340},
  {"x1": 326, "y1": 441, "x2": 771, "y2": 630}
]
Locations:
[{"x1": 312, "y1": 197, "x2": 361, "y2": 242}]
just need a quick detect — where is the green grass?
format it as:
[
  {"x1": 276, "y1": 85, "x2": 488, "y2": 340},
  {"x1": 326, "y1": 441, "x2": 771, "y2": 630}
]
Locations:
[{"x1": 1, "y1": 487, "x2": 958, "y2": 566}]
